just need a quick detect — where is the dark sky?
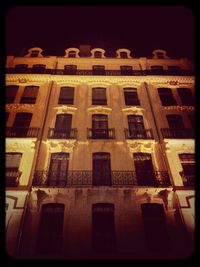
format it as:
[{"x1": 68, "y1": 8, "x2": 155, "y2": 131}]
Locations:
[{"x1": 6, "y1": 6, "x2": 194, "y2": 60}]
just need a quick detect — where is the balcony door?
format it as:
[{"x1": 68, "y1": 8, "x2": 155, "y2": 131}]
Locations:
[
  {"x1": 48, "y1": 153, "x2": 69, "y2": 186},
  {"x1": 54, "y1": 114, "x2": 72, "y2": 138},
  {"x1": 166, "y1": 114, "x2": 184, "y2": 129},
  {"x1": 93, "y1": 153, "x2": 111, "y2": 186},
  {"x1": 92, "y1": 114, "x2": 108, "y2": 139},
  {"x1": 37, "y1": 203, "x2": 64, "y2": 255},
  {"x1": 128, "y1": 115, "x2": 145, "y2": 138},
  {"x1": 134, "y1": 153, "x2": 155, "y2": 186},
  {"x1": 13, "y1": 112, "x2": 32, "y2": 137}
]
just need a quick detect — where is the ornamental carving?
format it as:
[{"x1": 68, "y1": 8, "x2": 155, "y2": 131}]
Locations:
[
  {"x1": 54, "y1": 106, "x2": 77, "y2": 114},
  {"x1": 87, "y1": 106, "x2": 112, "y2": 114},
  {"x1": 126, "y1": 140, "x2": 155, "y2": 153},
  {"x1": 164, "y1": 140, "x2": 194, "y2": 152},
  {"x1": 47, "y1": 140, "x2": 76, "y2": 153},
  {"x1": 163, "y1": 105, "x2": 194, "y2": 111},
  {"x1": 122, "y1": 106, "x2": 145, "y2": 115},
  {"x1": 6, "y1": 140, "x2": 36, "y2": 152},
  {"x1": 6, "y1": 103, "x2": 35, "y2": 112}
]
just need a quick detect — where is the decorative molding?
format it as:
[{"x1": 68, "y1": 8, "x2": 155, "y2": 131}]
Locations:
[
  {"x1": 163, "y1": 105, "x2": 194, "y2": 111},
  {"x1": 87, "y1": 106, "x2": 112, "y2": 114},
  {"x1": 6, "y1": 103, "x2": 35, "y2": 112},
  {"x1": 122, "y1": 106, "x2": 145, "y2": 114},
  {"x1": 6, "y1": 139, "x2": 37, "y2": 152},
  {"x1": 163, "y1": 140, "x2": 194, "y2": 152},
  {"x1": 54, "y1": 105, "x2": 77, "y2": 114},
  {"x1": 78, "y1": 141, "x2": 90, "y2": 145},
  {"x1": 6, "y1": 74, "x2": 51, "y2": 83},
  {"x1": 126, "y1": 140, "x2": 156, "y2": 153},
  {"x1": 47, "y1": 140, "x2": 76, "y2": 153}
]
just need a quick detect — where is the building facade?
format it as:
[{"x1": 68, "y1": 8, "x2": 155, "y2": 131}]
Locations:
[{"x1": 5, "y1": 46, "x2": 195, "y2": 259}]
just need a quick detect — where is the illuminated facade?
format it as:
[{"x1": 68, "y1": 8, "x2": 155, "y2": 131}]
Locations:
[{"x1": 6, "y1": 46, "x2": 194, "y2": 259}]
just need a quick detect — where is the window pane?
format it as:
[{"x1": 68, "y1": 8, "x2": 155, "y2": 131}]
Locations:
[
  {"x1": 58, "y1": 87, "x2": 74, "y2": 104},
  {"x1": 20, "y1": 86, "x2": 39, "y2": 104},
  {"x1": 6, "y1": 153, "x2": 22, "y2": 168},
  {"x1": 158, "y1": 88, "x2": 177, "y2": 106},
  {"x1": 15, "y1": 64, "x2": 28, "y2": 73},
  {"x1": 64, "y1": 65, "x2": 77, "y2": 74},
  {"x1": 124, "y1": 88, "x2": 140, "y2": 105},
  {"x1": 92, "y1": 88, "x2": 107, "y2": 105},
  {"x1": 177, "y1": 88, "x2": 194, "y2": 106},
  {"x1": 120, "y1": 52, "x2": 128, "y2": 58},
  {"x1": 166, "y1": 115, "x2": 184, "y2": 129},
  {"x1": 68, "y1": 51, "x2": 76, "y2": 58},
  {"x1": 32, "y1": 64, "x2": 46, "y2": 74},
  {"x1": 6, "y1": 85, "x2": 19, "y2": 103},
  {"x1": 94, "y1": 51, "x2": 102, "y2": 58}
]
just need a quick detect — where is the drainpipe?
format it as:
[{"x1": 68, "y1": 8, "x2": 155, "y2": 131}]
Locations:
[
  {"x1": 144, "y1": 82, "x2": 175, "y2": 187},
  {"x1": 17, "y1": 77, "x2": 54, "y2": 257}
]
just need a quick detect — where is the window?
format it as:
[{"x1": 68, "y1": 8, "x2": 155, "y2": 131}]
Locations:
[
  {"x1": 94, "y1": 51, "x2": 102, "y2": 58},
  {"x1": 37, "y1": 203, "x2": 65, "y2": 255},
  {"x1": 30, "y1": 50, "x2": 39, "y2": 57},
  {"x1": 168, "y1": 65, "x2": 180, "y2": 74},
  {"x1": 68, "y1": 51, "x2": 76, "y2": 58},
  {"x1": 124, "y1": 88, "x2": 140, "y2": 106},
  {"x1": 6, "y1": 153, "x2": 22, "y2": 187},
  {"x1": 179, "y1": 153, "x2": 195, "y2": 186},
  {"x1": 48, "y1": 153, "x2": 69, "y2": 186},
  {"x1": 20, "y1": 86, "x2": 39, "y2": 104},
  {"x1": 188, "y1": 114, "x2": 195, "y2": 128},
  {"x1": 120, "y1": 65, "x2": 133, "y2": 75},
  {"x1": 58, "y1": 87, "x2": 74, "y2": 104},
  {"x1": 92, "y1": 114, "x2": 108, "y2": 139},
  {"x1": 6, "y1": 85, "x2": 19, "y2": 103},
  {"x1": 64, "y1": 65, "x2": 77, "y2": 75},
  {"x1": 92, "y1": 203, "x2": 116, "y2": 253},
  {"x1": 150, "y1": 65, "x2": 164, "y2": 74},
  {"x1": 127, "y1": 115, "x2": 145, "y2": 138},
  {"x1": 53, "y1": 114, "x2": 72, "y2": 138},
  {"x1": 133, "y1": 153, "x2": 155, "y2": 186},
  {"x1": 120, "y1": 52, "x2": 128, "y2": 58},
  {"x1": 158, "y1": 88, "x2": 177, "y2": 106},
  {"x1": 92, "y1": 65, "x2": 105, "y2": 75},
  {"x1": 15, "y1": 64, "x2": 28, "y2": 73},
  {"x1": 32, "y1": 64, "x2": 46, "y2": 74},
  {"x1": 141, "y1": 203, "x2": 170, "y2": 251},
  {"x1": 156, "y1": 52, "x2": 164, "y2": 59},
  {"x1": 12, "y1": 112, "x2": 32, "y2": 136},
  {"x1": 93, "y1": 153, "x2": 111, "y2": 186},
  {"x1": 92, "y1": 87, "x2": 107, "y2": 105},
  {"x1": 166, "y1": 114, "x2": 184, "y2": 129},
  {"x1": 177, "y1": 88, "x2": 194, "y2": 106}
]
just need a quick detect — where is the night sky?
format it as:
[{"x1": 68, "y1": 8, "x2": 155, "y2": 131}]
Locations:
[{"x1": 6, "y1": 6, "x2": 194, "y2": 60}]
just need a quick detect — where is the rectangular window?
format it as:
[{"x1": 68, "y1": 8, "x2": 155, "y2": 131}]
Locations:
[
  {"x1": 92, "y1": 203, "x2": 116, "y2": 253},
  {"x1": 158, "y1": 88, "x2": 177, "y2": 106},
  {"x1": 92, "y1": 65, "x2": 105, "y2": 75},
  {"x1": 188, "y1": 114, "x2": 195, "y2": 128},
  {"x1": 6, "y1": 153, "x2": 22, "y2": 187},
  {"x1": 15, "y1": 64, "x2": 28, "y2": 73},
  {"x1": 124, "y1": 88, "x2": 140, "y2": 106},
  {"x1": 92, "y1": 114, "x2": 108, "y2": 139},
  {"x1": 93, "y1": 153, "x2": 111, "y2": 186},
  {"x1": 68, "y1": 51, "x2": 76, "y2": 58},
  {"x1": 64, "y1": 65, "x2": 77, "y2": 75},
  {"x1": 32, "y1": 64, "x2": 46, "y2": 74},
  {"x1": 12, "y1": 112, "x2": 32, "y2": 137},
  {"x1": 179, "y1": 153, "x2": 195, "y2": 186},
  {"x1": 20, "y1": 86, "x2": 39, "y2": 104},
  {"x1": 92, "y1": 87, "x2": 107, "y2": 105},
  {"x1": 150, "y1": 65, "x2": 164, "y2": 74},
  {"x1": 120, "y1": 66, "x2": 133, "y2": 75},
  {"x1": 58, "y1": 87, "x2": 74, "y2": 104},
  {"x1": 166, "y1": 115, "x2": 184, "y2": 129},
  {"x1": 177, "y1": 88, "x2": 194, "y2": 106},
  {"x1": 6, "y1": 85, "x2": 19, "y2": 103}
]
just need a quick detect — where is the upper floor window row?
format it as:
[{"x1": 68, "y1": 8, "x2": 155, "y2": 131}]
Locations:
[
  {"x1": 6, "y1": 85, "x2": 39, "y2": 104},
  {"x1": 158, "y1": 87, "x2": 194, "y2": 106}
]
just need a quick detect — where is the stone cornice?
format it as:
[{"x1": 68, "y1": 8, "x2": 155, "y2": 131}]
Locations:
[
  {"x1": 6, "y1": 103, "x2": 35, "y2": 112},
  {"x1": 87, "y1": 106, "x2": 112, "y2": 114},
  {"x1": 122, "y1": 106, "x2": 145, "y2": 114},
  {"x1": 54, "y1": 106, "x2": 77, "y2": 114},
  {"x1": 6, "y1": 139, "x2": 37, "y2": 152}
]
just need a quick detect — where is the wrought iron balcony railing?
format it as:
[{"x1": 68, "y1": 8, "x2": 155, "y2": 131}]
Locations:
[
  {"x1": 161, "y1": 128, "x2": 194, "y2": 139},
  {"x1": 87, "y1": 128, "x2": 115, "y2": 139},
  {"x1": 124, "y1": 128, "x2": 154, "y2": 139},
  {"x1": 32, "y1": 170, "x2": 171, "y2": 187},
  {"x1": 6, "y1": 68, "x2": 194, "y2": 76},
  {"x1": 6, "y1": 168, "x2": 22, "y2": 187},
  {"x1": 6, "y1": 127, "x2": 40, "y2": 138},
  {"x1": 48, "y1": 128, "x2": 77, "y2": 139},
  {"x1": 179, "y1": 171, "x2": 195, "y2": 187}
]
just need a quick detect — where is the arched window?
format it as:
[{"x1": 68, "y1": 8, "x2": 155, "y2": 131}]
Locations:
[
  {"x1": 93, "y1": 152, "x2": 111, "y2": 186},
  {"x1": 37, "y1": 203, "x2": 65, "y2": 255},
  {"x1": 94, "y1": 51, "x2": 102, "y2": 58},
  {"x1": 92, "y1": 203, "x2": 116, "y2": 253},
  {"x1": 30, "y1": 50, "x2": 39, "y2": 57},
  {"x1": 68, "y1": 51, "x2": 76, "y2": 58},
  {"x1": 120, "y1": 51, "x2": 128, "y2": 58}
]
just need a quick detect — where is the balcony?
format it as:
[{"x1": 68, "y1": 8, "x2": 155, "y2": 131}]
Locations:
[
  {"x1": 87, "y1": 128, "x2": 115, "y2": 139},
  {"x1": 6, "y1": 127, "x2": 40, "y2": 138},
  {"x1": 124, "y1": 129, "x2": 154, "y2": 139},
  {"x1": 48, "y1": 128, "x2": 77, "y2": 139},
  {"x1": 32, "y1": 170, "x2": 171, "y2": 187},
  {"x1": 179, "y1": 171, "x2": 195, "y2": 187},
  {"x1": 161, "y1": 128, "x2": 194, "y2": 139},
  {"x1": 6, "y1": 168, "x2": 22, "y2": 187}
]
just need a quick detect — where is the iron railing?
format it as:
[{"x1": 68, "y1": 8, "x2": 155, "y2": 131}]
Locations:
[
  {"x1": 161, "y1": 128, "x2": 194, "y2": 139},
  {"x1": 124, "y1": 128, "x2": 154, "y2": 139},
  {"x1": 87, "y1": 128, "x2": 115, "y2": 139},
  {"x1": 6, "y1": 127, "x2": 40, "y2": 138},
  {"x1": 6, "y1": 68, "x2": 194, "y2": 76},
  {"x1": 48, "y1": 128, "x2": 77, "y2": 139},
  {"x1": 32, "y1": 170, "x2": 171, "y2": 187},
  {"x1": 6, "y1": 169, "x2": 22, "y2": 187},
  {"x1": 179, "y1": 171, "x2": 195, "y2": 187}
]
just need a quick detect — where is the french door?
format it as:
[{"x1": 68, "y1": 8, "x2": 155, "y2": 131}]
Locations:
[{"x1": 93, "y1": 153, "x2": 111, "y2": 186}]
